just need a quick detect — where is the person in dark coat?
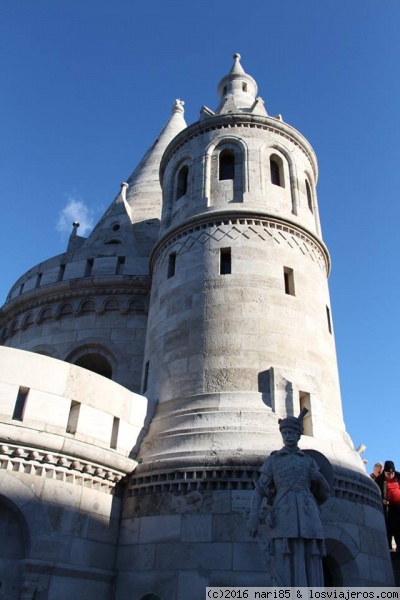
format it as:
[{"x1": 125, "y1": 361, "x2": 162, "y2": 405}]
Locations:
[{"x1": 375, "y1": 460, "x2": 400, "y2": 551}]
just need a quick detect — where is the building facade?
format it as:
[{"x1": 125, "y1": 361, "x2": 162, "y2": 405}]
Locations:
[{"x1": 0, "y1": 55, "x2": 393, "y2": 599}]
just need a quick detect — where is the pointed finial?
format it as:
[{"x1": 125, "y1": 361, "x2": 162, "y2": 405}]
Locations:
[
  {"x1": 172, "y1": 99, "x2": 185, "y2": 115},
  {"x1": 120, "y1": 182, "x2": 129, "y2": 203},
  {"x1": 230, "y1": 52, "x2": 245, "y2": 75}
]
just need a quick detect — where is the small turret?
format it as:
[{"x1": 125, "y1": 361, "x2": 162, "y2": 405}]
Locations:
[{"x1": 215, "y1": 52, "x2": 267, "y2": 116}]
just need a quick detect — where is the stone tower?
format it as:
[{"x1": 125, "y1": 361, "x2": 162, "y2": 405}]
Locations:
[
  {"x1": 0, "y1": 55, "x2": 393, "y2": 599},
  {"x1": 117, "y1": 55, "x2": 393, "y2": 596}
]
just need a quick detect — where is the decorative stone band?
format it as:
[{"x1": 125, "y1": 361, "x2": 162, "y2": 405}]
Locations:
[
  {"x1": 0, "y1": 442, "x2": 126, "y2": 494},
  {"x1": 151, "y1": 214, "x2": 330, "y2": 276},
  {"x1": 0, "y1": 287, "x2": 148, "y2": 342},
  {"x1": 126, "y1": 465, "x2": 382, "y2": 510}
]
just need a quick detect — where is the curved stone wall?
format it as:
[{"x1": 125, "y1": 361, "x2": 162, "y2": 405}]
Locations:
[{"x1": 0, "y1": 346, "x2": 147, "y2": 464}]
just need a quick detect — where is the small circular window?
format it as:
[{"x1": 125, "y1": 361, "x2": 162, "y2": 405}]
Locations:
[{"x1": 111, "y1": 223, "x2": 120, "y2": 232}]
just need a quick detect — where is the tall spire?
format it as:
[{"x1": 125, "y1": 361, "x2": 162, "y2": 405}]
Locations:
[
  {"x1": 124, "y1": 99, "x2": 187, "y2": 224},
  {"x1": 214, "y1": 53, "x2": 267, "y2": 116},
  {"x1": 83, "y1": 100, "x2": 187, "y2": 248}
]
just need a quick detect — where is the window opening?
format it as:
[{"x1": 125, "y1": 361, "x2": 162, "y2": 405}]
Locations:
[
  {"x1": 299, "y1": 392, "x2": 312, "y2": 436},
  {"x1": 57, "y1": 264, "x2": 65, "y2": 282},
  {"x1": 270, "y1": 157, "x2": 282, "y2": 187},
  {"x1": 74, "y1": 354, "x2": 112, "y2": 378},
  {"x1": 168, "y1": 252, "x2": 176, "y2": 278},
  {"x1": 283, "y1": 267, "x2": 295, "y2": 296},
  {"x1": 242, "y1": 82, "x2": 247, "y2": 92},
  {"x1": 326, "y1": 306, "x2": 332, "y2": 334},
  {"x1": 35, "y1": 273, "x2": 42, "y2": 288},
  {"x1": 12, "y1": 387, "x2": 29, "y2": 421},
  {"x1": 219, "y1": 150, "x2": 235, "y2": 181},
  {"x1": 176, "y1": 165, "x2": 189, "y2": 199},
  {"x1": 116, "y1": 256, "x2": 125, "y2": 275},
  {"x1": 220, "y1": 247, "x2": 232, "y2": 275},
  {"x1": 306, "y1": 180, "x2": 313, "y2": 212},
  {"x1": 143, "y1": 361, "x2": 150, "y2": 393},
  {"x1": 84, "y1": 259, "x2": 94, "y2": 277},
  {"x1": 66, "y1": 400, "x2": 80, "y2": 434},
  {"x1": 110, "y1": 417, "x2": 120, "y2": 449}
]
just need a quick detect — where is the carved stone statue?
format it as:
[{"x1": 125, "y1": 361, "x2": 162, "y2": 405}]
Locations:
[{"x1": 247, "y1": 410, "x2": 330, "y2": 586}]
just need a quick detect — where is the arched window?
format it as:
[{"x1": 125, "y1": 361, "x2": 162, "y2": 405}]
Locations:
[
  {"x1": 176, "y1": 165, "x2": 189, "y2": 199},
  {"x1": 74, "y1": 353, "x2": 112, "y2": 379},
  {"x1": 219, "y1": 149, "x2": 235, "y2": 180},
  {"x1": 270, "y1": 156, "x2": 283, "y2": 187},
  {"x1": 66, "y1": 344, "x2": 116, "y2": 380},
  {"x1": 306, "y1": 179, "x2": 313, "y2": 212}
]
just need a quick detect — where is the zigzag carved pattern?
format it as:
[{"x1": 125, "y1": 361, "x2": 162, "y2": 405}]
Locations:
[{"x1": 154, "y1": 218, "x2": 327, "y2": 274}]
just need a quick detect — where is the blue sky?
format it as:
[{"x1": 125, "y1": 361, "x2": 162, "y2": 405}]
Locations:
[{"x1": 1, "y1": 1, "x2": 399, "y2": 471}]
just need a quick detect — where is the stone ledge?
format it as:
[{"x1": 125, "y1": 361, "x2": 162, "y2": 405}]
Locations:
[{"x1": 0, "y1": 442, "x2": 128, "y2": 494}]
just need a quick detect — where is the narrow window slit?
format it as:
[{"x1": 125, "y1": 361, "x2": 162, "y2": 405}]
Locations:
[
  {"x1": 220, "y1": 248, "x2": 231, "y2": 275},
  {"x1": 12, "y1": 387, "x2": 29, "y2": 421},
  {"x1": 110, "y1": 417, "x2": 120, "y2": 449},
  {"x1": 168, "y1": 253, "x2": 176, "y2": 278},
  {"x1": 66, "y1": 401, "x2": 80, "y2": 434},
  {"x1": 283, "y1": 267, "x2": 295, "y2": 296}
]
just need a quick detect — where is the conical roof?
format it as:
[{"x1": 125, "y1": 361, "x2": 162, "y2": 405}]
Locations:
[
  {"x1": 125, "y1": 99, "x2": 187, "y2": 224},
  {"x1": 83, "y1": 100, "x2": 187, "y2": 248}
]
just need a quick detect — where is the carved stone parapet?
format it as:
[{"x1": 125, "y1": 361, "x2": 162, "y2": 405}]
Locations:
[{"x1": 0, "y1": 442, "x2": 127, "y2": 494}]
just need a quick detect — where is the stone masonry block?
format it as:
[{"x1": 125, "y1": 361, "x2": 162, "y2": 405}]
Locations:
[
  {"x1": 155, "y1": 541, "x2": 232, "y2": 571},
  {"x1": 181, "y1": 514, "x2": 212, "y2": 542},
  {"x1": 116, "y1": 543, "x2": 156, "y2": 571},
  {"x1": 138, "y1": 515, "x2": 181, "y2": 543}
]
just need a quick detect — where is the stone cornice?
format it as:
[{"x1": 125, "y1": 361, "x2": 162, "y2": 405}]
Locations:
[
  {"x1": 0, "y1": 441, "x2": 135, "y2": 495},
  {"x1": 127, "y1": 464, "x2": 382, "y2": 510},
  {"x1": 0, "y1": 275, "x2": 150, "y2": 329},
  {"x1": 160, "y1": 113, "x2": 318, "y2": 181}
]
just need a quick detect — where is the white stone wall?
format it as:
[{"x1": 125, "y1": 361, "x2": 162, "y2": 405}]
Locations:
[
  {"x1": 0, "y1": 346, "x2": 147, "y2": 458},
  {"x1": 117, "y1": 478, "x2": 393, "y2": 598},
  {"x1": 0, "y1": 282, "x2": 149, "y2": 393},
  {"x1": 0, "y1": 346, "x2": 148, "y2": 599}
]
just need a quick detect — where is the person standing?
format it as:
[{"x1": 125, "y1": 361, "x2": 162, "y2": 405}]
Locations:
[
  {"x1": 375, "y1": 460, "x2": 400, "y2": 551},
  {"x1": 370, "y1": 462, "x2": 383, "y2": 480}
]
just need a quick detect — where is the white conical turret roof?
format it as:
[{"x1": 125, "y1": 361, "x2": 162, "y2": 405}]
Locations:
[
  {"x1": 84, "y1": 100, "x2": 187, "y2": 247},
  {"x1": 125, "y1": 99, "x2": 187, "y2": 224}
]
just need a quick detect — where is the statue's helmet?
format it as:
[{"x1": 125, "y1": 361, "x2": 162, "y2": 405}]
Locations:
[{"x1": 278, "y1": 408, "x2": 309, "y2": 434}]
